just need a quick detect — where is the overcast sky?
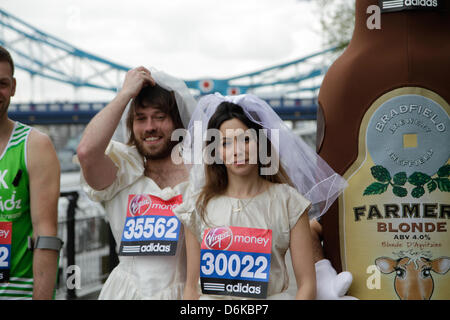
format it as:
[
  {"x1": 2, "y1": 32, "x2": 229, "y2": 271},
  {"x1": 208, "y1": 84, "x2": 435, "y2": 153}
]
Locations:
[{"x1": 1, "y1": 0, "x2": 325, "y2": 102}]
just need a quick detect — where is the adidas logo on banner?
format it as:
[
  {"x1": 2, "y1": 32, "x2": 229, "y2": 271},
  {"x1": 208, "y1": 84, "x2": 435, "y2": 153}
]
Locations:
[{"x1": 380, "y1": 0, "x2": 442, "y2": 12}]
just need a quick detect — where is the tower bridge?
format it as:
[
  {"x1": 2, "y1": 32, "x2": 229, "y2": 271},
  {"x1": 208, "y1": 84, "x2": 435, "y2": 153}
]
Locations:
[
  {"x1": 1, "y1": 6, "x2": 333, "y2": 152},
  {"x1": 8, "y1": 98, "x2": 318, "y2": 125},
  {"x1": 0, "y1": 8, "x2": 336, "y2": 126}
]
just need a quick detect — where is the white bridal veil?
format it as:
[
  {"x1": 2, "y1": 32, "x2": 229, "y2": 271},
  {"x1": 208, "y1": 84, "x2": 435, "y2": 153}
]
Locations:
[{"x1": 182, "y1": 92, "x2": 348, "y2": 220}]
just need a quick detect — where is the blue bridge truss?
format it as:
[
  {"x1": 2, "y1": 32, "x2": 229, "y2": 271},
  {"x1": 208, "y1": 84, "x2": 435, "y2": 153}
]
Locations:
[
  {"x1": 8, "y1": 98, "x2": 318, "y2": 125},
  {"x1": 0, "y1": 8, "x2": 335, "y2": 124}
]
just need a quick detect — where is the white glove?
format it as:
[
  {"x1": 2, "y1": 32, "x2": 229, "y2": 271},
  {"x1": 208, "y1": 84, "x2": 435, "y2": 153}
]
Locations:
[{"x1": 315, "y1": 259, "x2": 358, "y2": 300}]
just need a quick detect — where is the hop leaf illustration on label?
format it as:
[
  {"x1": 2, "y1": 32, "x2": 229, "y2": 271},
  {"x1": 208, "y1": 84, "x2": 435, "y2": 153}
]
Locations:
[
  {"x1": 393, "y1": 172, "x2": 407, "y2": 186},
  {"x1": 371, "y1": 165, "x2": 391, "y2": 182},
  {"x1": 363, "y1": 182, "x2": 389, "y2": 195},
  {"x1": 436, "y1": 177, "x2": 450, "y2": 192},
  {"x1": 411, "y1": 186, "x2": 425, "y2": 198},
  {"x1": 363, "y1": 164, "x2": 450, "y2": 198},
  {"x1": 427, "y1": 180, "x2": 437, "y2": 193},
  {"x1": 437, "y1": 164, "x2": 450, "y2": 177},
  {"x1": 408, "y1": 172, "x2": 431, "y2": 186},
  {"x1": 392, "y1": 186, "x2": 408, "y2": 197}
]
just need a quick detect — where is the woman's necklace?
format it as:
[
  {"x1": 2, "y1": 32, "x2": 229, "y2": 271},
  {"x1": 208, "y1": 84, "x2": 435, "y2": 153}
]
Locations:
[
  {"x1": 231, "y1": 197, "x2": 255, "y2": 213},
  {"x1": 229, "y1": 182, "x2": 266, "y2": 213}
]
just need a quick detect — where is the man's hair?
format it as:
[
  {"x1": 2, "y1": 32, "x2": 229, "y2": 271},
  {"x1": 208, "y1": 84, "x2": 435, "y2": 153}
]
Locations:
[
  {"x1": 126, "y1": 84, "x2": 184, "y2": 146},
  {"x1": 0, "y1": 46, "x2": 15, "y2": 76}
]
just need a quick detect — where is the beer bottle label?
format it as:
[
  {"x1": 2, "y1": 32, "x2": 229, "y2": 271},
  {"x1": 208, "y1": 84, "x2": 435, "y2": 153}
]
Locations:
[{"x1": 340, "y1": 87, "x2": 450, "y2": 299}]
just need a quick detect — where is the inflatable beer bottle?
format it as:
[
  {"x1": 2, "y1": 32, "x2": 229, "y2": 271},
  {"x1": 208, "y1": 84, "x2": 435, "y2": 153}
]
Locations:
[{"x1": 317, "y1": 0, "x2": 450, "y2": 299}]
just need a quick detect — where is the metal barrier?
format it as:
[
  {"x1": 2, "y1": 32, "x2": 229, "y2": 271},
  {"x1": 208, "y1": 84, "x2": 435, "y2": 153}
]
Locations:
[{"x1": 56, "y1": 191, "x2": 118, "y2": 300}]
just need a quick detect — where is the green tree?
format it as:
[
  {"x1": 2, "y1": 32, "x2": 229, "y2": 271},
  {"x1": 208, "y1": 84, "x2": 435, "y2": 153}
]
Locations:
[{"x1": 315, "y1": 0, "x2": 355, "y2": 50}]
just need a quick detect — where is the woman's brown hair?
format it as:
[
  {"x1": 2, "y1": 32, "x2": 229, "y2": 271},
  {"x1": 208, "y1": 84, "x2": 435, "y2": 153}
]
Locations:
[{"x1": 196, "y1": 101, "x2": 294, "y2": 223}]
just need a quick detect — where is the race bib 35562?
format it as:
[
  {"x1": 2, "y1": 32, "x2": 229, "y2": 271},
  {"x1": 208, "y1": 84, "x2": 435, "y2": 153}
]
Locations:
[
  {"x1": 200, "y1": 226, "x2": 272, "y2": 299},
  {"x1": 119, "y1": 194, "x2": 182, "y2": 256}
]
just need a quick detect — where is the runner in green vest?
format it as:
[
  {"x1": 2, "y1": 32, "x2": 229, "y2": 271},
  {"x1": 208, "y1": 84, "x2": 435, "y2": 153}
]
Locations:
[{"x1": 0, "y1": 46, "x2": 61, "y2": 299}]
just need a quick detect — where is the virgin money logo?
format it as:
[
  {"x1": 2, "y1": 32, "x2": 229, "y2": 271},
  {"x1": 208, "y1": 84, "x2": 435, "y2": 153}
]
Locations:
[
  {"x1": 0, "y1": 222, "x2": 11, "y2": 244},
  {"x1": 205, "y1": 227, "x2": 233, "y2": 250},
  {"x1": 129, "y1": 194, "x2": 152, "y2": 216},
  {"x1": 0, "y1": 228, "x2": 9, "y2": 239}
]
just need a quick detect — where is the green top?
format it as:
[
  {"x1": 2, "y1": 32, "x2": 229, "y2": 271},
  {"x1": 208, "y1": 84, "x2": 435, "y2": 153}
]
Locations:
[{"x1": 0, "y1": 122, "x2": 33, "y2": 299}]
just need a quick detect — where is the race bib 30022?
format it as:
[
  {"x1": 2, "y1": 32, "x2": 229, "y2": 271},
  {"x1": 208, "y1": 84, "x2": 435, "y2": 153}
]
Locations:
[
  {"x1": 119, "y1": 194, "x2": 182, "y2": 256},
  {"x1": 200, "y1": 226, "x2": 272, "y2": 299},
  {"x1": 0, "y1": 221, "x2": 12, "y2": 283}
]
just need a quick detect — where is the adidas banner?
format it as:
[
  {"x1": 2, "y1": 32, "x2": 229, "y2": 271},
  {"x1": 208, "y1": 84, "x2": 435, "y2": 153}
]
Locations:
[{"x1": 379, "y1": 0, "x2": 445, "y2": 12}]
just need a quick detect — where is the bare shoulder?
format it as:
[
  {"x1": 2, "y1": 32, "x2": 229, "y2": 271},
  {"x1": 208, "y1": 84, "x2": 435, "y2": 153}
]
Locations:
[
  {"x1": 28, "y1": 127, "x2": 53, "y2": 144},
  {"x1": 26, "y1": 128, "x2": 59, "y2": 170}
]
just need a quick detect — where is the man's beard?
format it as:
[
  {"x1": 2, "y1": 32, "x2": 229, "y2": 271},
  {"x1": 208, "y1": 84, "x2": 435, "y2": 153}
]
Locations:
[{"x1": 135, "y1": 136, "x2": 177, "y2": 161}]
